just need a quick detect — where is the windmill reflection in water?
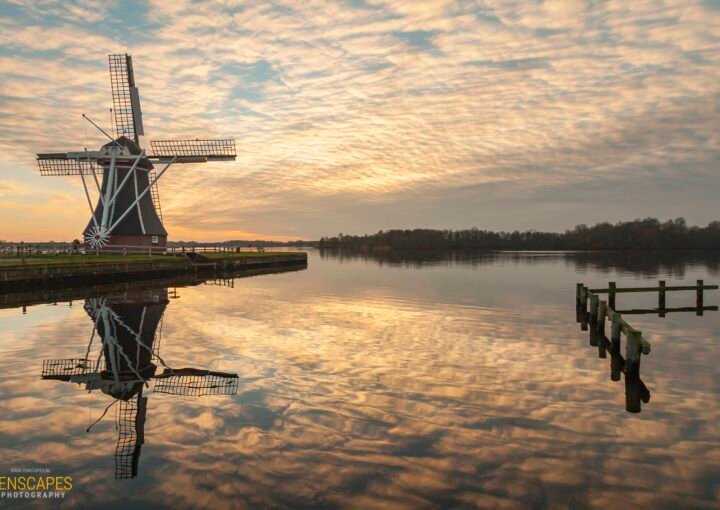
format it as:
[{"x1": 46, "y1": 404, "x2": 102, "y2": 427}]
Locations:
[{"x1": 40, "y1": 288, "x2": 238, "y2": 479}]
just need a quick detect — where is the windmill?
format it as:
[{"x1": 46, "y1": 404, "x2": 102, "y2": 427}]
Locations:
[
  {"x1": 36, "y1": 54, "x2": 237, "y2": 249},
  {"x1": 41, "y1": 288, "x2": 238, "y2": 479}
]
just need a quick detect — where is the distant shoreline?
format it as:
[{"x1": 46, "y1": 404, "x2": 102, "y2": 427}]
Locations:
[{"x1": 318, "y1": 219, "x2": 720, "y2": 251}]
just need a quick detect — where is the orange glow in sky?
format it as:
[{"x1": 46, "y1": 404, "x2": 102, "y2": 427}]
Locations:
[{"x1": 0, "y1": 0, "x2": 718, "y2": 241}]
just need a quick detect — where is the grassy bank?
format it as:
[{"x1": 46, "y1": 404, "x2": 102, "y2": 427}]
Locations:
[
  {"x1": 0, "y1": 251, "x2": 304, "y2": 267},
  {"x1": 0, "y1": 251, "x2": 308, "y2": 287},
  {"x1": 0, "y1": 254, "x2": 177, "y2": 266},
  {"x1": 200, "y1": 251, "x2": 306, "y2": 259}
]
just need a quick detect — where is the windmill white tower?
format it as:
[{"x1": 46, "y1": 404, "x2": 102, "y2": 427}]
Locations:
[{"x1": 36, "y1": 54, "x2": 236, "y2": 249}]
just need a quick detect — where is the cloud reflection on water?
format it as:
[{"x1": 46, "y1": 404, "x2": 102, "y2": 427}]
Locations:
[{"x1": 0, "y1": 252, "x2": 718, "y2": 508}]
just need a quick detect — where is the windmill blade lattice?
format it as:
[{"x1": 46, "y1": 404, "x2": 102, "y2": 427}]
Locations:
[{"x1": 154, "y1": 371, "x2": 239, "y2": 397}]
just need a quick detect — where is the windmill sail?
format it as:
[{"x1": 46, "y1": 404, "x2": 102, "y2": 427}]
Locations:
[
  {"x1": 109, "y1": 54, "x2": 143, "y2": 144},
  {"x1": 35, "y1": 53, "x2": 236, "y2": 248},
  {"x1": 148, "y1": 170, "x2": 163, "y2": 222},
  {"x1": 149, "y1": 139, "x2": 236, "y2": 163},
  {"x1": 130, "y1": 86, "x2": 144, "y2": 137},
  {"x1": 37, "y1": 154, "x2": 102, "y2": 176}
]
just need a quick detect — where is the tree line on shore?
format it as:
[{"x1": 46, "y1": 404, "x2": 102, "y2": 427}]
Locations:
[{"x1": 318, "y1": 218, "x2": 720, "y2": 250}]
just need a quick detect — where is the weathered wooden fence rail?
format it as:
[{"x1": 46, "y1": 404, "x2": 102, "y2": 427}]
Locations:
[
  {"x1": 579, "y1": 280, "x2": 718, "y2": 317},
  {"x1": 576, "y1": 280, "x2": 716, "y2": 413},
  {"x1": 576, "y1": 279, "x2": 716, "y2": 378},
  {"x1": 587, "y1": 283, "x2": 718, "y2": 293}
]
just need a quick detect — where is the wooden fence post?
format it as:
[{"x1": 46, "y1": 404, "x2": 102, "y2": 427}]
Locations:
[
  {"x1": 608, "y1": 281, "x2": 616, "y2": 310},
  {"x1": 589, "y1": 294, "x2": 599, "y2": 322},
  {"x1": 658, "y1": 280, "x2": 666, "y2": 317},
  {"x1": 610, "y1": 312, "x2": 622, "y2": 342},
  {"x1": 589, "y1": 323, "x2": 598, "y2": 347},
  {"x1": 697, "y1": 279, "x2": 704, "y2": 316},
  {"x1": 609, "y1": 312, "x2": 622, "y2": 381},
  {"x1": 576, "y1": 283, "x2": 583, "y2": 307},
  {"x1": 625, "y1": 364, "x2": 642, "y2": 413},
  {"x1": 625, "y1": 328, "x2": 642, "y2": 413},
  {"x1": 596, "y1": 301, "x2": 607, "y2": 357},
  {"x1": 626, "y1": 330, "x2": 642, "y2": 371},
  {"x1": 576, "y1": 283, "x2": 586, "y2": 324},
  {"x1": 597, "y1": 300, "x2": 607, "y2": 334}
]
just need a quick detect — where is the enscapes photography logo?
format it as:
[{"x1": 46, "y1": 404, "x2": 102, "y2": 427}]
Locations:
[{"x1": 0, "y1": 467, "x2": 73, "y2": 500}]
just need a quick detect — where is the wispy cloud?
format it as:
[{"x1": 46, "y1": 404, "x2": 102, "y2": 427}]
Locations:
[{"x1": 0, "y1": 0, "x2": 718, "y2": 240}]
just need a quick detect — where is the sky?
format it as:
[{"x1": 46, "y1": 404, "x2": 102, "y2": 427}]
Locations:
[{"x1": 0, "y1": 0, "x2": 718, "y2": 242}]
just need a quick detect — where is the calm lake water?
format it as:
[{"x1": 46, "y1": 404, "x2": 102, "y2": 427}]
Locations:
[{"x1": 0, "y1": 250, "x2": 718, "y2": 509}]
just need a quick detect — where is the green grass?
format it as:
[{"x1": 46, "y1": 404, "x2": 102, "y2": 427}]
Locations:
[
  {"x1": 0, "y1": 254, "x2": 183, "y2": 267},
  {"x1": 0, "y1": 251, "x2": 306, "y2": 267}
]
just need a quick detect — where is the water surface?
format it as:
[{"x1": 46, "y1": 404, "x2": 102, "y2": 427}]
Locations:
[{"x1": 0, "y1": 250, "x2": 718, "y2": 509}]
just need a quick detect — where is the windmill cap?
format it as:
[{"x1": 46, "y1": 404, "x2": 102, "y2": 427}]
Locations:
[{"x1": 101, "y1": 136, "x2": 154, "y2": 169}]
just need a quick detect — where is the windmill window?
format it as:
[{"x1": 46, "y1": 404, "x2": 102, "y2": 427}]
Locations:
[{"x1": 152, "y1": 236, "x2": 159, "y2": 244}]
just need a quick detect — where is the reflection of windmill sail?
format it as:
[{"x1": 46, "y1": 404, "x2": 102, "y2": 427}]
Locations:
[
  {"x1": 154, "y1": 368, "x2": 239, "y2": 397},
  {"x1": 41, "y1": 358, "x2": 91, "y2": 380},
  {"x1": 152, "y1": 314, "x2": 164, "y2": 363},
  {"x1": 116, "y1": 392, "x2": 147, "y2": 479},
  {"x1": 40, "y1": 287, "x2": 238, "y2": 481}
]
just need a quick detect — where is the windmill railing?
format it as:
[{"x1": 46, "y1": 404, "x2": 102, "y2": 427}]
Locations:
[
  {"x1": 0, "y1": 243, "x2": 271, "y2": 257},
  {"x1": 88, "y1": 244, "x2": 263, "y2": 255}
]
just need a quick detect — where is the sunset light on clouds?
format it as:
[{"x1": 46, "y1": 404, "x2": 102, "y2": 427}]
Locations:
[{"x1": 0, "y1": 0, "x2": 718, "y2": 241}]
